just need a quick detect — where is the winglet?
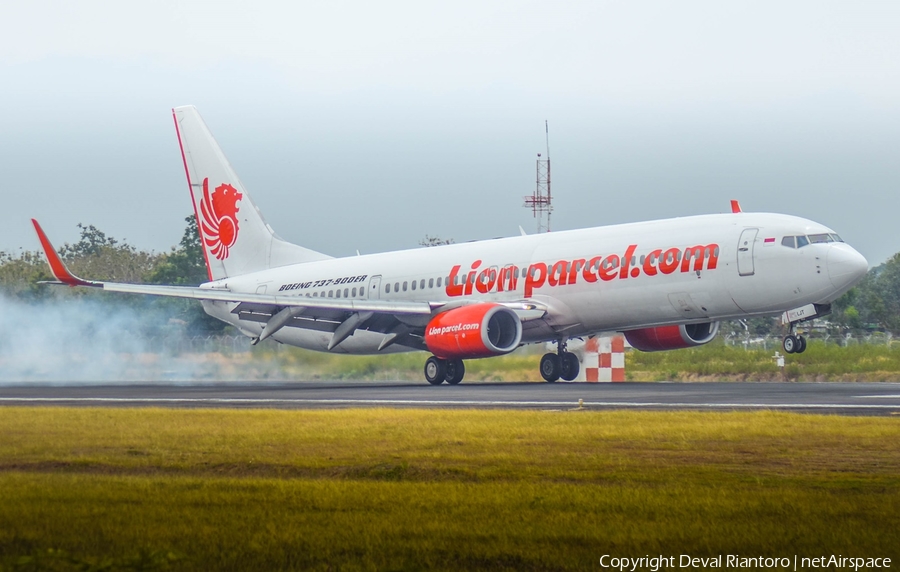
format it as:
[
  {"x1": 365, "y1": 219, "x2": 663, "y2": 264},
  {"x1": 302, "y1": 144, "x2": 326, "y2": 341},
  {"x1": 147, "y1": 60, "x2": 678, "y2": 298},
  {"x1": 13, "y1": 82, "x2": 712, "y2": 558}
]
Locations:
[
  {"x1": 730, "y1": 200, "x2": 742, "y2": 213},
  {"x1": 31, "y1": 219, "x2": 100, "y2": 287}
]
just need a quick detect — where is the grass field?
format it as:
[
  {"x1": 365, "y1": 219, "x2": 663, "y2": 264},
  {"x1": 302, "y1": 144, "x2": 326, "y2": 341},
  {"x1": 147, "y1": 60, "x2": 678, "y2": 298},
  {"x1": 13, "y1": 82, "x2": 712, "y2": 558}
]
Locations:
[
  {"x1": 221, "y1": 339, "x2": 900, "y2": 382},
  {"x1": 626, "y1": 340, "x2": 900, "y2": 381},
  {"x1": 1, "y1": 407, "x2": 898, "y2": 571},
  {"x1": 10, "y1": 337, "x2": 899, "y2": 383}
]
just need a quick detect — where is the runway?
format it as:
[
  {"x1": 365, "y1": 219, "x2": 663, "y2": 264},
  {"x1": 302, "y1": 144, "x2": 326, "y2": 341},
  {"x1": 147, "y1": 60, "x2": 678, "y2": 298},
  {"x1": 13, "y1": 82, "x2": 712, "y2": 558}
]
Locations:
[{"x1": 2, "y1": 381, "x2": 900, "y2": 415}]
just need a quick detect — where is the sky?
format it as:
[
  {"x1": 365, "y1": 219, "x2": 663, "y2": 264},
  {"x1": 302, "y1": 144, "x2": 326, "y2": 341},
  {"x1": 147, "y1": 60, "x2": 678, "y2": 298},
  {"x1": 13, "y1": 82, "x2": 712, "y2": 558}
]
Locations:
[{"x1": 1, "y1": 1, "x2": 899, "y2": 265}]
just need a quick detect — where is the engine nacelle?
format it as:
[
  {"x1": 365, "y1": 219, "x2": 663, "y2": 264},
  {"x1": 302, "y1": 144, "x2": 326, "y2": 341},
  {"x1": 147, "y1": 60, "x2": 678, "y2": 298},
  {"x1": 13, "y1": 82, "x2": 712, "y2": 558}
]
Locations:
[
  {"x1": 624, "y1": 322, "x2": 720, "y2": 352},
  {"x1": 425, "y1": 303, "x2": 522, "y2": 359}
]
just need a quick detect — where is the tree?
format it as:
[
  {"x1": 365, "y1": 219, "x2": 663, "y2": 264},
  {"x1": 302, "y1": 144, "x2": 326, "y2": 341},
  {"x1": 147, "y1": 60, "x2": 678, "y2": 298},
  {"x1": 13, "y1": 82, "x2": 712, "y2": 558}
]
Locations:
[
  {"x1": 831, "y1": 286, "x2": 862, "y2": 331},
  {"x1": 855, "y1": 254, "x2": 900, "y2": 332},
  {"x1": 60, "y1": 224, "x2": 158, "y2": 283},
  {"x1": 145, "y1": 215, "x2": 228, "y2": 334},
  {"x1": 146, "y1": 215, "x2": 208, "y2": 286},
  {"x1": 59, "y1": 224, "x2": 118, "y2": 258},
  {"x1": 419, "y1": 235, "x2": 455, "y2": 247},
  {"x1": 0, "y1": 217, "x2": 229, "y2": 336},
  {"x1": 829, "y1": 253, "x2": 900, "y2": 334},
  {"x1": 0, "y1": 250, "x2": 53, "y2": 300}
]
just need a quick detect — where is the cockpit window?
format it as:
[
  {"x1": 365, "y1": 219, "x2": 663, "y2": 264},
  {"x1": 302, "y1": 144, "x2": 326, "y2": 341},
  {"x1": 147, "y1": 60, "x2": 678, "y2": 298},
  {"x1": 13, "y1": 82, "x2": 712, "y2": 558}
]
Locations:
[{"x1": 782, "y1": 233, "x2": 844, "y2": 249}]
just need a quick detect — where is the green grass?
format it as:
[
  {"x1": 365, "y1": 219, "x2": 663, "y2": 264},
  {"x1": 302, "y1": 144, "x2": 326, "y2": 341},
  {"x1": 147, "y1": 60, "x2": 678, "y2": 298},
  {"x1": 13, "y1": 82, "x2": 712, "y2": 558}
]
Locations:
[
  {"x1": 626, "y1": 340, "x2": 900, "y2": 381},
  {"x1": 1, "y1": 408, "x2": 899, "y2": 570},
  {"x1": 28, "y1": 337, "x2": 899, "y2": 382},
  {"x1": 238, "y1": 344, "x2": 545, "y2": 382},
  {"x1": 219, "y1": 339, "x2": 900, "y2": 382}
]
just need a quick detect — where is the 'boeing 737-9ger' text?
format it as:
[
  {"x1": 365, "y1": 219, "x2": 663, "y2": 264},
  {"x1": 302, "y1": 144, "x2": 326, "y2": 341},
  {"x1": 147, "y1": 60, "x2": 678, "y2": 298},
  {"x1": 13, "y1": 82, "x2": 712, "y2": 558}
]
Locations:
[{"x1": 31, "y1": 107, "x2": 868, "y2": 384}]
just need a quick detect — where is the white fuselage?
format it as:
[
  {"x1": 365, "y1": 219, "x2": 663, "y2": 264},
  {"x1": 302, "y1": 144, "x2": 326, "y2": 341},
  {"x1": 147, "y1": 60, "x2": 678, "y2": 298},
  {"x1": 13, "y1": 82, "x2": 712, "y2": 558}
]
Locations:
[{"x1": 201, "y1": 212, "x2": 866, "y2": 354}]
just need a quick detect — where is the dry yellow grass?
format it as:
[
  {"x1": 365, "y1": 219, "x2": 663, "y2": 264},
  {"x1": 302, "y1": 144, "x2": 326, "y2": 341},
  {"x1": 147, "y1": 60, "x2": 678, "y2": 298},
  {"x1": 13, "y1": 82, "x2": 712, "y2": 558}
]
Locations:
[{"x1": 1, "y1": 408, "x2": 898, "y2": 570}]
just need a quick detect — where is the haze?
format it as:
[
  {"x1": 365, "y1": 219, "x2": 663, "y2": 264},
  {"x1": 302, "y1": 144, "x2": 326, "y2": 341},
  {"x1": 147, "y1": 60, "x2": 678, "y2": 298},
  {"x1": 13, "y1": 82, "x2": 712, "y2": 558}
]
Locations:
[{"x1": 2, "y1": 1, "x2": 898, "y2": 265}]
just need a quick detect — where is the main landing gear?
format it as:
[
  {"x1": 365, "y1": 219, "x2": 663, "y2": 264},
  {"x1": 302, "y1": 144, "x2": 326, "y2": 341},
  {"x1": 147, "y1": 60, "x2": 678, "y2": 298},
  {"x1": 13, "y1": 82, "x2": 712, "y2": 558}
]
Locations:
[
  {"x1": 540, "y1": 339, "x2": 580, "y2": 383},
  {"x1": 424, "y1": 356, "x2": 466, "y2": 385}
]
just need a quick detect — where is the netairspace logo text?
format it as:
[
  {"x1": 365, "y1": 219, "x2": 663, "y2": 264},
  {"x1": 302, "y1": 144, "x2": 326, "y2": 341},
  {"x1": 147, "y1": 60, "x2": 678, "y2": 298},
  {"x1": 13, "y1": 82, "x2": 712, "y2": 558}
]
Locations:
[{"x1": 600, "y1": 554, "x2": 891, "y2": 572}]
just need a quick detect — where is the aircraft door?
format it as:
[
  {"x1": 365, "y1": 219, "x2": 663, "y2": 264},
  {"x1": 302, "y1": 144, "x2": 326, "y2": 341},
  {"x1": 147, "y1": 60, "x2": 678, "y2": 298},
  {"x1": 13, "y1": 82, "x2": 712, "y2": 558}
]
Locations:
[
  {"x1": 368, "y1": 275, "x2": 382, "y2": 299},
  {"x1": 737, "y1": 228, "x2": 758, "y2": 276}
]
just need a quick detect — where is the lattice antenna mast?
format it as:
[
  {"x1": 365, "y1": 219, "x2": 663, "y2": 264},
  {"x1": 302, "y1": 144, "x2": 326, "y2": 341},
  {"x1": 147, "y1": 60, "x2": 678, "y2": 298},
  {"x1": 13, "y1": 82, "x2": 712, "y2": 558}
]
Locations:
[
  {"x1": 523, "y1": 121, "x2": 553, "y2": 233},
  {"x1": 544, "y1": 120, "x2": 551, "y2": 232}
]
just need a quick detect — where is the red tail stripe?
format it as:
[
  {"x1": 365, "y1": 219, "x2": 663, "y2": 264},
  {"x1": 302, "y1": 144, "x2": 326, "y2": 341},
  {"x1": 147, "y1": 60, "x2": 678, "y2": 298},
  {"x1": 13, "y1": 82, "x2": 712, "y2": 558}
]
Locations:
[{"x1": 173, "y1": 110, "x2": 213, "y2": 281}]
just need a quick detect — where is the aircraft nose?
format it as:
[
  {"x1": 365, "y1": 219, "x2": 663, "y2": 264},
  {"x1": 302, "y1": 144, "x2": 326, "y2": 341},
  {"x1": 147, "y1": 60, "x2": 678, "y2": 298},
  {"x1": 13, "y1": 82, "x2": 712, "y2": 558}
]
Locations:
[{"x1": 827, "y1": 244, "x2": 868, "y2": 291}]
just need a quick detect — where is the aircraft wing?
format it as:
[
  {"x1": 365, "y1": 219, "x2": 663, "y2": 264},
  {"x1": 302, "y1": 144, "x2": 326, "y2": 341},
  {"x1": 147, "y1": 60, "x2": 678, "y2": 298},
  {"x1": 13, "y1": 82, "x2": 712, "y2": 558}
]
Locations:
[
  {"x1": 33, "y1": 218, "x2": 434, "y2": 313},
  {"x1": 96, "y1": 282, "x2": 436, "y2": 314},
  {"x1": 32, "y1": 220, "x2": 545, "y2": 349}
]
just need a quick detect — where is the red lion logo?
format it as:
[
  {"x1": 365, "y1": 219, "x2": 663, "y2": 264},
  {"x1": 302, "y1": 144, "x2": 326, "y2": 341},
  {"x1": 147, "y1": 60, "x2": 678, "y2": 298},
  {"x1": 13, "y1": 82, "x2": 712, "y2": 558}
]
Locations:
[{"x1": 199, "y1": 178, "x2": 243, "y2": 260}]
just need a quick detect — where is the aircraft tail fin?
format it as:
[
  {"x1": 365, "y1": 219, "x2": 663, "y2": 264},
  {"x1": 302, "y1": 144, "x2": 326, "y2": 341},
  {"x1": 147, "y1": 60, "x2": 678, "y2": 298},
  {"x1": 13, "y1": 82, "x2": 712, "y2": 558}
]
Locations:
[{"x1": 172, "y1": 106, "x2": 331, "y2": 281}]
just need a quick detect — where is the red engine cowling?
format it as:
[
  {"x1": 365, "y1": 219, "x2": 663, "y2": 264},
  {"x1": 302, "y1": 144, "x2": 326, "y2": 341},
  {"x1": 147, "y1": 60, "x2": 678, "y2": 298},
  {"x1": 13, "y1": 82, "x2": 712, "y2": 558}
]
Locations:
[
  {"x1": 425, "y1": 303, "x2": 522, "y2": 359},
  {"x1": 624, "y1": 322, "x2": 719, "y2": 352}
]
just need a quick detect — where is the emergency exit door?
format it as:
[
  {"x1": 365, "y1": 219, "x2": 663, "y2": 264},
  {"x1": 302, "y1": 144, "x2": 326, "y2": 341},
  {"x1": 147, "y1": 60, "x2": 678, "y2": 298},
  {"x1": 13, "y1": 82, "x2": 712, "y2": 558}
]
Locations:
[
  {"x1": 368, "y1": 275, "x2": 382, "y2": 299},
  {"x1": 737, "y1": 228, "x2": 758, "y2": 276}
]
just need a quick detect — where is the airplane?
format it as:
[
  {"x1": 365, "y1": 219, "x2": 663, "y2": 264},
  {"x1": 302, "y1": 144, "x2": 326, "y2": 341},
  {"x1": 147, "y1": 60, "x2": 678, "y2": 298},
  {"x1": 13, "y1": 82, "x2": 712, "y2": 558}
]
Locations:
[{"x1": 31, "y1": 106, "x2": 869, "y2": 384}]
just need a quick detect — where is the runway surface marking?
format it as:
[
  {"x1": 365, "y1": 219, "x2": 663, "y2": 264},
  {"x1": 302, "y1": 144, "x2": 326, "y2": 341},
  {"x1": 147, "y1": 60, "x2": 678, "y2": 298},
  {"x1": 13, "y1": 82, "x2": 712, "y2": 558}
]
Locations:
[{"x1": 2, "y1": 397, "x2": 899, "y2": 410}]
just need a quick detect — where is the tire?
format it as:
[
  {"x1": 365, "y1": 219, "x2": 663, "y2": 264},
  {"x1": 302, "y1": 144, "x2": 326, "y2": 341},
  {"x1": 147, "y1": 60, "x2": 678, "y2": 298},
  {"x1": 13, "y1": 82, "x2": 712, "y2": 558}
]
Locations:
[
  {"x1": 796, "y1": 335, "x2": 807, "y2": 354},
  {"x1": 782, "y1": 335, "x2": 797, "y2": 354},
  {"x1": 540, "y1": 353, "x2": 561, "y2": 383},
  {"x1": 560, "y1": 352, "x2": 580, "y2": 381},
  {"x1": 445, "y1": 359, "x2": 465, "y2": 385},
  {"x1": 424, "y1": 356, "x2": 446, "y2": 385}
]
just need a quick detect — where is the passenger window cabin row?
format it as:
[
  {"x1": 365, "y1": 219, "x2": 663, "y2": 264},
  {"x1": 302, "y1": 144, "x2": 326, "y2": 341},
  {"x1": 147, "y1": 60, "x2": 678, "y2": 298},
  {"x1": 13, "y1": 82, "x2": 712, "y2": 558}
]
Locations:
[
  {"x1": 298, "y1": 275, "x2": 454, "y2": 300},
  {"x1": 298, "y1": 249, "x2": 725, "y2": 300},
  {"x1": 385, "y1": 276, "x2": 447, "y2": 294},
  {"x1": 283, "y1": 234, "x2": 840, "y2": 301},
  {"x1": 304, "y1": 287, "x2": 365, "y2": 299}
]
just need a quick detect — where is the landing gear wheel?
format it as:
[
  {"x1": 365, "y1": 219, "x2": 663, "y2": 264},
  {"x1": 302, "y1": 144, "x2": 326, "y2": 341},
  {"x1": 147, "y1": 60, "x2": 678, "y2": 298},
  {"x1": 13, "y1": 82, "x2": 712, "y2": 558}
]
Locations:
[
  {"x1": 560, "y1": 352, "x2": 580, "y2": 381},
  {"x1": 424, "y1": 356, "x2": 446, "y2": 385},
  {"x1": 796, "y1": 335, "x2": 807, "y2": 354},
  {"x1": 445, "y1": 359, "x2": 465, "y2": 385},
  {"x1": 782, "y1": 335, "x2": 798, "y2": 354},
  {"x1": 540, "y1": 353, "x2": 561, "y2": 383}
]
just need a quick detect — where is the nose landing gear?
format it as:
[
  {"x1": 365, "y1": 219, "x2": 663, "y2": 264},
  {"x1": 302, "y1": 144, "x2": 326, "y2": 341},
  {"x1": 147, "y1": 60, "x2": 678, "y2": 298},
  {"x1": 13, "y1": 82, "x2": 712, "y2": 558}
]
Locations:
[
  {"x1": 782, "y1": 321, "x2": 808, "y2": 354},
  {"x1": 782, "y1": 333, "x2": 807, "y2": 354},
  {"x1": 540, "y1": 339, "x2": 580, "y2": 382},
  {"x1": 781, "y1": 303, "x2": 829, "y2": 354}
]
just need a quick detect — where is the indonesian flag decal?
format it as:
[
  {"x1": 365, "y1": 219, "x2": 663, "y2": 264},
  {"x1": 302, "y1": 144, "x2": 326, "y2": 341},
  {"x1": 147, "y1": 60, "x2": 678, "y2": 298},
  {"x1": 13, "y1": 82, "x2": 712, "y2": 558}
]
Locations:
[{"x1": 199, "y1": 178, "x2": 243, "y2": 260}]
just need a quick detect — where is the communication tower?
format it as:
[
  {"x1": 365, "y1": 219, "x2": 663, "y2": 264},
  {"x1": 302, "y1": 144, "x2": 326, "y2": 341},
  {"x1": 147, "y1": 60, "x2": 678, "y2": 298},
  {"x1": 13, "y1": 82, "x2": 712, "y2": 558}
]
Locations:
[{"x1": 523, "y1": 121, "x2": 552, "y2": 232}]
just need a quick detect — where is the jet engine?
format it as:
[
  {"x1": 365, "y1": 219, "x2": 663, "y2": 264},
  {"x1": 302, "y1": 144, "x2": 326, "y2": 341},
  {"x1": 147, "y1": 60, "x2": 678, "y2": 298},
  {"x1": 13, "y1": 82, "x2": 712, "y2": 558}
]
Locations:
[
  {"x1": 425, "y1": 303, "x2": 522, "y2": 359},
  {"x1": 624, "y1": 322, "x2": 720, "y2": 352}
]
